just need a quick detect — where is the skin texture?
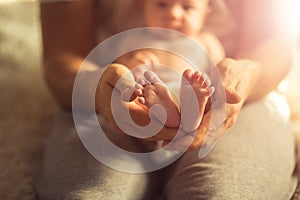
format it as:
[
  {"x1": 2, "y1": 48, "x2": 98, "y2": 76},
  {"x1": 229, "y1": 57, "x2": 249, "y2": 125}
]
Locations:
[
  {"x1": 40, "y1": 0, "x2": 295, "y2": 150},
  {"x1": 143, "y1": 0, "x2": 210, "y2": 37}
]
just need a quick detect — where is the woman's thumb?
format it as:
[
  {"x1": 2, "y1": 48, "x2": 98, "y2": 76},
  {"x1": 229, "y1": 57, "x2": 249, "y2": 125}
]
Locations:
[{"x1": 225, "y1": 87, "x2": 241, "y2": 104}]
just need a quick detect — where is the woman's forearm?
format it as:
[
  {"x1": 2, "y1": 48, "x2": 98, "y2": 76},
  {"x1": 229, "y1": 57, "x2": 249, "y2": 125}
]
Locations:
[
  {"x1": 40, "y1": 0, "x2": 97, "y2": 110},
  {"x1": 233, "y1": 36, "x2": 294, "y2": 103},
  {"x1": 227, "y1": 0, "x2": 297, "y2": 103},
  {"x1": 44, "y1": 53, "x2": 99, "y2": 110}
]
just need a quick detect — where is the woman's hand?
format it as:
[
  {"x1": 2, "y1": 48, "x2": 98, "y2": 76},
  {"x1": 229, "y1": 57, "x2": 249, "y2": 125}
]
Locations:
[
  {"x1": 165, "y1": 58, "x2": 260, "y2": 151},
  {"x1": 96, "y1": 58, "x2": 260, "y2": 151},
  {"x1": 96, "y1": 63, "x2": 178, "y2": 141},
  {"x1": 115, "y1": 50, "x2": 160, "y2": 80}
]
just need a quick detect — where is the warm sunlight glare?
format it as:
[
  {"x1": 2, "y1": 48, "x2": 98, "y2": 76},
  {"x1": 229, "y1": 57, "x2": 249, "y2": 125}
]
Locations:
[{"x1": 281, "y1": 0, "x2": 300, "y2": 33}]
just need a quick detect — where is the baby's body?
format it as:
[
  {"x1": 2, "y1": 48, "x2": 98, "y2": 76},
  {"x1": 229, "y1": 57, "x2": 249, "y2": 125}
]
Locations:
[
  {"x1": 119, "y1": 38, "x2": 217, "y2": 134},
  {"x1": 116, "y1": 0, "x2": 224, "y2": 136}
]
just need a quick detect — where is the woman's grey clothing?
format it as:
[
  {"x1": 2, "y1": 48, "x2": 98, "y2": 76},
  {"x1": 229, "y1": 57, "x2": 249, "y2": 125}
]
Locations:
[{"x1": 36, "y1": 93, "x2": 297, "y2": 200}]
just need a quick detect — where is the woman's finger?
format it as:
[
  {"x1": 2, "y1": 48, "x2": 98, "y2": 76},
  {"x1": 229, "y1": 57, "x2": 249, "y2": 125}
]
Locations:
[{"x1": 225, "y1": 87, "x2": 242, "y2": 104}]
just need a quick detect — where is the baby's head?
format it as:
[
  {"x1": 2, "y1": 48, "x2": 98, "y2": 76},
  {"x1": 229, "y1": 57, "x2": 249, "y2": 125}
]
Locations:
[{"x1": 142, "y1": 0, "x2": 211, "y2": 37}]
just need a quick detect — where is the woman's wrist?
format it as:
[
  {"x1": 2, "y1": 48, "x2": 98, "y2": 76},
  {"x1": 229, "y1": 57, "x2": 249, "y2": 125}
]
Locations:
[
  {"x1": 216, "y1": 58, "x2": 261, "y2": 105},
  {"x1": 237, "y1": 59, "x2": 261, "y2": 103}
]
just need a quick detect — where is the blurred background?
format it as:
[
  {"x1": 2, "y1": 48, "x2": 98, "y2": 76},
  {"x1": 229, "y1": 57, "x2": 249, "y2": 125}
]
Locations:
[
  {"x1": 0, "y1": 0, "x2": 57, "y2": 199},
  {"x1": 0, "y1": 0, "x2": 299, "y2": 199}
]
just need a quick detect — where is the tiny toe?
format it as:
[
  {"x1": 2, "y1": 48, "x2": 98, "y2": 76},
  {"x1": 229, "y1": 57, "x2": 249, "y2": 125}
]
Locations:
[
  {"x1": 204, "y1": 78, "x2": 211, "y2": 88},
  {"x1": 181, "y1": 69, "x2": 194, "y2": 86},
  {"x1": 208, "y1": 86, "x2": 215, "y2": 96},
  {"x1": 182, "y1": 69, "x2": 194, "y2": 79},
  {"x1": 135, "y1": 88, "x2": 143, "y2": 96},
  {"x1": 193, "y1": 71, "x2": 201, "y2": 78},
  {"x1": 192, "y1": 71, "x2": 200, "y2": 83},
  {"x1": 138, "y1": 96, "x2": 146, "y2": 104},
  {"x1": 202, "y1": 74, "x2": 211, "y2": 87},
  {"x1": 135, "y1": 83, "x2": 143, "y2": 89},
  {"x1": 137, "y1": 78, "x2": 148, "y2": 86},
  {"x1": 197, "y1": 73, "x2": 205, "y2": 84}
]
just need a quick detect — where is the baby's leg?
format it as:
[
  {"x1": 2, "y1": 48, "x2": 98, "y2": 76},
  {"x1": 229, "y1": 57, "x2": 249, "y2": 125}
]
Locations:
[
  {"x1": 137, "y1": 71, "x2": 180, "y2": 128},
  {"x1": 180, "y1": 69, "x2": 214, "y2": 133}
]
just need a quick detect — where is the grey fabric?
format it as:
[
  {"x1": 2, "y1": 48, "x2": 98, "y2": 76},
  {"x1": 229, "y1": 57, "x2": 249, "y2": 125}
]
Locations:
[
  {"x1": 163, "y1": 94, "x2": 297, "y2": 200},
  {"x1": 35, "y1": 111, "x2": 152, "y2": 200},
  {"x1": 36, "y1": 93, "x2": 297, "y2": 200}
]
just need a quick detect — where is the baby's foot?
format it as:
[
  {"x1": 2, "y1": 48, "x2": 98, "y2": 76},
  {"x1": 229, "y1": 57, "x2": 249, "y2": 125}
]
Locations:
[
  {"x1": 180, "y1": 69, "x2": 214, "y2": 133},
  {"x1": 117, "y1": 70, "x2": 141, "y2": 102},
  {"x1": 121, "y1": 86, "x2": 143, "y2": 102},
  {"x1": 136, "y1": 71, "x2": 180, "y2": 128}
]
